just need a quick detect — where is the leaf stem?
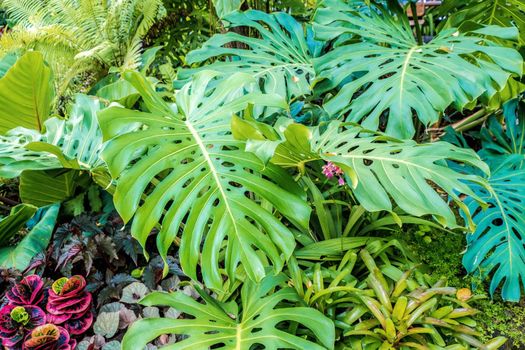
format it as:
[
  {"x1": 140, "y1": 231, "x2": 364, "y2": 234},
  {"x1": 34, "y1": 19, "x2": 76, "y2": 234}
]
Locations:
[
  {"x1": 410, "y1": 2, "x2": 423, "y2": 45},
  {"x1": 0, "y1": 195, "x2": 18, "y2": 206}
]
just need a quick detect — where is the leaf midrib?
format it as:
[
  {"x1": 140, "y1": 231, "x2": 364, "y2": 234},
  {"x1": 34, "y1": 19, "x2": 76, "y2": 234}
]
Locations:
[{"x1": 184, "y1": 118, "x2": 239, "y2": 239}]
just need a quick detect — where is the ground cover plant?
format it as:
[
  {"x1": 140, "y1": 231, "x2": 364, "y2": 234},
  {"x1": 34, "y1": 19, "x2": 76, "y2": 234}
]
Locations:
[{"x1": 0, "y1": 0, "x2": 525, "y2": 349}]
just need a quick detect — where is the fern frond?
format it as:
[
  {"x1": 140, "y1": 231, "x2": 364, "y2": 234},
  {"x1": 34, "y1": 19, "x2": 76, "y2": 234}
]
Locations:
[
  {"x1": 0, "y1": 0, "x2": 165, "y2": 102},
  {"x1": 120, "y1": 37, "x2": 143, "y2": 71},
  {"x1": 3, "y1": 0, "x2": 50, "y2": 26}
]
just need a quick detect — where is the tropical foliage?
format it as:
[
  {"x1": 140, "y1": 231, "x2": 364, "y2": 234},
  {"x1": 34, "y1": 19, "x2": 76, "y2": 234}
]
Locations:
[
  {"x1": 0, "y1": 0, "x2": 166, "y2": 102},
  {"x1": 0, "y1": 0, "x2": 525, "y2": 348}
]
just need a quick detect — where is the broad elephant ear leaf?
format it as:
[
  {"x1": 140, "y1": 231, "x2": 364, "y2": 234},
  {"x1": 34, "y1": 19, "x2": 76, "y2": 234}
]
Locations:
[
  {"x1": 313, "y1": 0, "x2": 523, "y2": 138},
  {"x1": 235, "y1": 118, "x2": 489, "y2": 229},
  {"x1": 179, "y1": 10, "x2": 323, "y2": 102},
  {"x1": 98, "y1": 71, "x2": 310, "y2": 290},
  {"x1": 0, "y1": 204, "x2": 59, "y2": 270},
  {"x1": 0, "y1": 51, "x2": 54, "y2": 134},
  {"x1": 122, "y1": 275, "x2": 335, "y2": 350}
]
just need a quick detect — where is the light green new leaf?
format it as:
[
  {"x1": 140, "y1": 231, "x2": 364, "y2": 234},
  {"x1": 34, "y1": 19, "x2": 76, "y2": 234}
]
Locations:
[
  {"x1": 0, "y1": 204, "x2": 37, "y2": 246},
  {"x1": 0, "y1": 94, "x2": 105, "y2": 178},
  {"x1": 313, "y1": 0, "x2": 523, "y2": 138},
  {"x1": 122, "y1": 275, "x2": 335, "y2": 350},
  {"x1": 213, "y1": 0, "x2": 242, "y2": 18},
  {"x1": 236, "y1": 119, "x2": 489, "y2": 228},
  {"x1": 0, "y1": 51, "x2": 53, "y2": 134},
  {"x1": 99, "y1": 71, "x2": 310, "y2": 290},
  {"x1": 180, "y1": 10, "x2": 323, "y2": 102},
  {"x1": 96, "y1": 78, "x2": 139, "y2": 108},
  {"x1": 0, "y1": 204, "x2": 59, "y2": 270}
]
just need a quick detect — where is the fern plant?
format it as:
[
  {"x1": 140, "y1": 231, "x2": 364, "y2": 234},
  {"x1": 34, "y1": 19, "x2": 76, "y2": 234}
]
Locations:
[{"x1": 0, "y1": 0, "x2": 166, "y2": 103}]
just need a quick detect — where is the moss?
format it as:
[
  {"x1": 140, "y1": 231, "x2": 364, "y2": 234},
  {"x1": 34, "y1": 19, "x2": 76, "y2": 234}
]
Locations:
[{"x1": 394, "y1": 227, "x2": 525, "y2": 349}]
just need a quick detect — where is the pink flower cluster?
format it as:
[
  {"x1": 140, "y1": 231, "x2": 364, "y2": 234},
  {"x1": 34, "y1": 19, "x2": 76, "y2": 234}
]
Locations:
[
  {"x1": 322, "y1": 161, "x2": 345, "y2": 186},
  {"x1": 0, "y1": 275, "x2": 93, "y2": 350}
]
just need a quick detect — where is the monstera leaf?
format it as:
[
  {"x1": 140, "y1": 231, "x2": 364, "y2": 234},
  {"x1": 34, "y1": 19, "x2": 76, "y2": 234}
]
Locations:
[
  {"x1": 0, "y1": 94, "x2": 105, "y2": 178},
  {"x1": 461, "y1": 98, "x2": 525, "y2": 301},
  {"x1": 0, "y1": 51, "x2": 53, "y2": 134},
  {"x1": 479, "y1": 98, "x2": 525, "y2": 162},
  {"x1": 98, "y1": 71, "x2": 310, "y2": 290},
  {"x1": 313, "y1": 0, "x2": 523, "y2": 138},
  {"x1": 436, "y1": 0, "x2": 525, "y2": 45},
  {"x1": 234, "y1": 118, "x2": 489, "y2": 229},
  {"x1": 463, "y1": 159, "x2": 525, "y2": 302},
  {"x1": 0, "y1": 204, "x2": 59, "y2": 270},
  {"x1": 179, "y1": 10, "x2": 323, "y2": 102},
  {"x1": 122, "y1": 275, "x2": 335, "y2": 350}
]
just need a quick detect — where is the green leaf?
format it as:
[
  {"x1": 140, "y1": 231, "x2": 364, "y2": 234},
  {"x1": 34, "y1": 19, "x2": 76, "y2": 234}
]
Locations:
[
  {"x1": 180, "y1": 10, "x2": 323, "y2": 102},
  {"x1": 0, "y1": 204, "x2": 37, "y2": 246},
  {"x1": 479, "y1": 99, "x2": 525, "y2": 162},
  {"x1": 0, "y1": 204, "x2": 59, "y2": 270},
  {"x1": 0, "y1": 52, "x2": 17, "y2": 78},
  {"x1": 213, "y1": 0, "x2": 243, "y2": 18},
  {"x1": 463, "y1": 159, "x2": 525, "y2": 302},
  {"x1": 313, "y1": 0, "x2": 523, "y2": 138},
  {"x1": 0, "y1": 51, "x2": 53, "y2": 134},
  {"x1": 238, "y1": 119, "x2": 489, "y2": 229},
  {"x1": 0, "y1": 128, "x2": 61, "y2": 178},
  {"x1": 461, "y1": 99, "x2": 525, "y2": 301},
  {"x1": 0, "y1": 94, "x2": 105, "y2": 178},
  {"x1": 20, "y1": 169, "x2": 79, "y2": 207},
  {"x1": 99, "y1": 71, "x2": 310, "y2": 289},
  {"x1": 122, "y1": 275, "x2": 335, "y2": 350},
  {"x1": 436, "y1": 0, "x2": 525, "y2": 45},
  {"x1": 96, "y1": 79, "x2": 140, "y2": 108}
]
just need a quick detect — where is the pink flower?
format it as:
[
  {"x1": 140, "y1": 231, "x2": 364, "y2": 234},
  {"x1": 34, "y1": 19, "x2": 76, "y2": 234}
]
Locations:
[{"x1": 322, "y1": 162, "x2": 345, "y2": 186}]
